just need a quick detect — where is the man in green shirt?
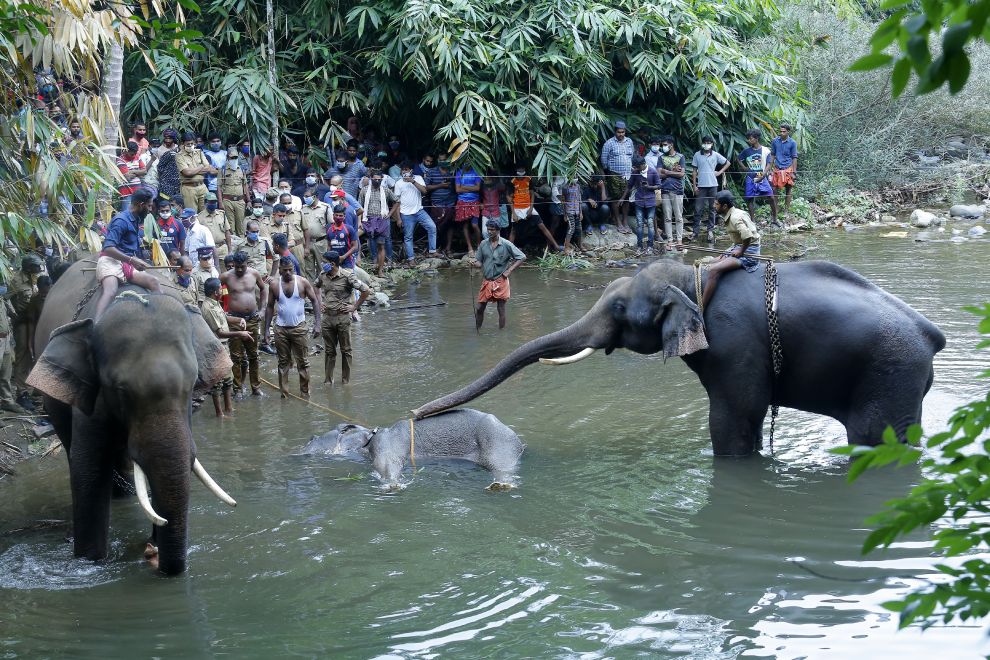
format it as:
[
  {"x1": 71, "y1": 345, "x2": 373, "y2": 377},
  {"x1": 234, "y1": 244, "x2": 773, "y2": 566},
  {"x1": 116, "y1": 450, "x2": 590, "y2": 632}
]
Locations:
[
  {"x1": 470, "y1": 219, "x2": 526, "y2": 330},
  {"x1": 701, "y1": 190, "x2": 762, "y2": 309}
]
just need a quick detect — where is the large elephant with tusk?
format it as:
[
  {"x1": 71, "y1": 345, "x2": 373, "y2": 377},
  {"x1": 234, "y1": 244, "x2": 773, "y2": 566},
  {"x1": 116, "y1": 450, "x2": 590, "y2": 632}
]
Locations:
[
  {"x1": 27, "y1": 262, "x2": 236, "y2": 574},
  {"x1": 414, "y1": 259, "x2": 946, "y2": 456}
]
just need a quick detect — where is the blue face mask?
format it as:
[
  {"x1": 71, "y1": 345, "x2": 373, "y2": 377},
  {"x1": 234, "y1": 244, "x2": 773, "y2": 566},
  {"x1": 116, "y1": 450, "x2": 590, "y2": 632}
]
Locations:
[
  {"x1": 247, "y1": 232, "x2": 259, "y2": 241},
  {"x1": 321, "y1": 262, "x2": 333, "y2": 273},
  {"x1": 210, "y1": 143, "x2": 221, "y2": 152},
  {"x1": 205, "y1": 203, "x2": 218, "y2": 212},
  {"x1": 241, "y1": 146, "x2": 250, "y2": 155},
  {"x1": 389, "y1": 141, "x2": 399, "y2": 149},
  {"x1": 177, "y1": 272, "x2": 191, "y2": 286},
  {"x1": 0, "y1": 286, "x2": 8, "y2": 295},
  {"x1": 650, "y1": 145, "x2": 660, "y2": 153},
  {"x1": 44, "y1": 247, "x2": 53, "y2": 256},
  {"x1": 304, "y1": 196, "x2": 314, "y2": 206}
]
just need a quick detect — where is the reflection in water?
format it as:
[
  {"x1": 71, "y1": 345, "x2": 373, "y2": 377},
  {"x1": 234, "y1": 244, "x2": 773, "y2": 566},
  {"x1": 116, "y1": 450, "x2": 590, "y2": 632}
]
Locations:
[{"x1": 2, "y1": 229, "x2": 990, "y2": 658}]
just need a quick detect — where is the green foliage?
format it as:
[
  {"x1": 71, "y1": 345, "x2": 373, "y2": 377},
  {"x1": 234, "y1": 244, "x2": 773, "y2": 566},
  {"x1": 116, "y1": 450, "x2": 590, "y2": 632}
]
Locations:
[
  {"x1": 851, "y1": 0, "x2": 990, "y2": 97},
  {"x1": 831, "y1": 302, "x2": 990, "y2": 631},
  {"x1": 123, "y1": 0, "x2": 804, "y2": 176},
  {"x1": 533, "y1": 249, "x2": 594, "y2": 270}
]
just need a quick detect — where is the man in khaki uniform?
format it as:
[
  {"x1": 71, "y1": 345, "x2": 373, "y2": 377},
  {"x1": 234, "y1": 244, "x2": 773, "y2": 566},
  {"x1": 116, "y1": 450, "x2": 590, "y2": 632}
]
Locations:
[
  {"x1": 314, "y1": 251, "x2": 369, "y2": 385},
  {"x1": 218, "y1": 146, "x2": 250, "y2": 236},
  {"x1": 199, "y1": 192, "x2": 232, "y2": 266},
  {"x1": 201, "y1": 276, "x2": 254, "y2": 417},
  {"x1": 276, "y1": 194, "x2": 309, "y2": 269},
  {"x1": 0, "y1": 286, "x2": 26, "y2": 413},
  {"x1": 192, "y1": 247, "x2": 220, "y2": 303},
  {"x1": 175, "y1": 131, "x2": 216, "y2": 212},
  {"x1": 174, "y1": 256, "x2": 200, "y2": 307},
  {"x1": 10, "y1": 254, "x2": 46, "y2": 408},
  {"x1": 300, "y1": 195, "x2": 331, "y2": 283}
]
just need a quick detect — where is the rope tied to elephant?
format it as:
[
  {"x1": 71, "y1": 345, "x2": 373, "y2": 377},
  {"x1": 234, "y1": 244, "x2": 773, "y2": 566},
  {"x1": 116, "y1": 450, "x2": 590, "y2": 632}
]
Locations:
[
  {"x1": 115, "y1": 291, "x2": 149, "y2": 305},
  {"x1": 409, "y1": 418, "x2": 416, "y2": 468},
  {"x1": 764, "y1": 260, "x2": 783, "y2": 454},
  {"x1": 257, "y1": 377, "x2": 369, "y2": 426},
  {"x1": 693, "y1": 260, "x2": 706, "y2": 316}
]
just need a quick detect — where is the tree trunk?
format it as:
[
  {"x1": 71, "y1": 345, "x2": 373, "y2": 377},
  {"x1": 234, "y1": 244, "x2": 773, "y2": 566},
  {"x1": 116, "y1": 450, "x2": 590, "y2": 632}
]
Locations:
[
  {"x1": 102, "y1": 42, "x2": 124, "y2": 151},
  {"x1": 266, "y1": 0, "x2": 279, "y2": 186}
]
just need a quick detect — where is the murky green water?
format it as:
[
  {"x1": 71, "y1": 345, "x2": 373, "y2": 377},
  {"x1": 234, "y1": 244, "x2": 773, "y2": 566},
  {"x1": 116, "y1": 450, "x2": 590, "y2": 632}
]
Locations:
[{"x1": 3, "y1": 225, "x2": 990, "y2": 659}]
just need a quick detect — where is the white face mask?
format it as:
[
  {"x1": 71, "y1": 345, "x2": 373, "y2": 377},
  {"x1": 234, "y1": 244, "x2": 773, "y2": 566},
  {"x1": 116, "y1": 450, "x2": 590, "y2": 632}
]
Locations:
[
  {"x1": 702, "y1": 143, "x2": 713, "y2": 151},
  {"x1": 184, "y1": 145, "x2": 194, "y2": 152},
  {"x1": 516, "y1": 171, "x2": 525, "y2": 177},
  {"x1": 662, "y1": 145, "x2": 671, "y2": 153},
  {"x1": 306, "y1": 176, "x2": 317, "y2": 185}
]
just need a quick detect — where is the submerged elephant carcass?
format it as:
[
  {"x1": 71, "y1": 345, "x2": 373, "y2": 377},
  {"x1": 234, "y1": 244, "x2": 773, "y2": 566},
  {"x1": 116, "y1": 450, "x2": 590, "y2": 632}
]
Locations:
[
  {"x1": 414, "y1": 259, "x2": 945, "y2": 457},
  {"x1": 26, "y1": 263, "x2": 236, "y2": 574}
]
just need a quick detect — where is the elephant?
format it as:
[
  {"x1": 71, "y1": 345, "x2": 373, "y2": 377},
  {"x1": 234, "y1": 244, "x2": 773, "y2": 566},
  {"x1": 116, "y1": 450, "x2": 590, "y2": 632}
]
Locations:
[
  {"x1": 26, "y1": 261, "x2": 235, "y2": 574},
  {"x1": 300, "y1": 409, "x2": 525, "y2": 488},
  {"x1": 413, "y1": 259, "x2": 945, "y2": 457}
]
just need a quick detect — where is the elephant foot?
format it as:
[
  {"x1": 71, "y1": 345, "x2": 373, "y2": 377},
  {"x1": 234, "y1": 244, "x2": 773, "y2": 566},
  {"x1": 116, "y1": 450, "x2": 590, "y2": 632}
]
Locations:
[
  {"x1": 144, "y1": 543, "x2": 159, "y2": 570},
  {"x1": 486, "y1": 482, "x2": 515, "y2": 492}
]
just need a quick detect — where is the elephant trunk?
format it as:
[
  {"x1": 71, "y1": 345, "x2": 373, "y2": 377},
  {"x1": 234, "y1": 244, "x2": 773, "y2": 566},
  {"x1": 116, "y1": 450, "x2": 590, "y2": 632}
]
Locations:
[{"x1": 413, "y1": 316, "x2": 605, "y2": 418}]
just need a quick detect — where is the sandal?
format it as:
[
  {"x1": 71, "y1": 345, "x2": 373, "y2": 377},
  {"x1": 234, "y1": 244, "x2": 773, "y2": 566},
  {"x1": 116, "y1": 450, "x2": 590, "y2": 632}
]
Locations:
[
  {"x1": 599, "y1": 226, "x2": 608, "y2": 235},
  {"x1": 707, "y1": 231, "x2": 714, "y2": 243}
]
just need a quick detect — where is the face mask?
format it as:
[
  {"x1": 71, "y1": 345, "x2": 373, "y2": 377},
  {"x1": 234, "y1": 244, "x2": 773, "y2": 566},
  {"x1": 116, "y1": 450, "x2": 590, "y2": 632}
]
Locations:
[
  {"x1": 304, "y1": 196, "x2": 314, "y2": 205},
  {"x1": 663, "y1": 145, "x2": 671, "y2": 153},
  {"x1": 136, "y1": 131, "x2": 146, "y2": 137},
  {"x1": 306, "y1": 176, "x2": 317, "y2": 185},
  {"x1": 210, "y1": 142, "x2": 221, "y2": 152},
  {"x1": 242, "y1": 146, "x2": 250, "y2": 155},
  {"x1": 247, "y1": 232, "x2": 259, "y2": 241},
  {"x1": 516, "y1": 171, "x2": 525, "y2": 177},
  {"x1": 0, "y1": 286, "x2": 8, "y2": 295},
  {"x1": 177, "y1": 272, "x2": 191, "y2": 286},
  {"x1": 321, "y1": 262, "x2": 333, "y2": 273},
  {"x1": 650, "y1": 145, "x2": 660, "y2": 153},
  {"x1": 181, "y1": 218, "x2": 192, "y2": 229},
  {"x1": 702, "y1": 143, "x2": 712, "y2": 151},
  {"x1": 44, "y1": 247, "x2": 53, "y2": 257},
  {"x1": 336, "y1": 162, "x2": 347, "y2": 170},
  {"x1": 151, "y1": 147, "x2": 160, "y2": 154},
  {"x1": 371, "y1": 180, "x2": 381, "y2": 188},
  {"x1": 252, "y1": 208, "x2": 263, "y2": 217},
  {"x1": 640, "y1": 168, "x2": 648, "y2": 177},
  {"x1": 274, "y1": 216, "x2": 284, "y2": 225},
  {"x1": 329, "y1": 185, "x2": 338, "y2": 192},
  {"x1": 333, "y1": 217, "x2": 345, "y2": 226},
  {"x1": 159, "y1": 211, "x2": 171, "y2": 219},
  {"x1": 206, "y1": 203, "x2": 218, "y2": 212},
  {"x1": 438, "y1": 161, "x2": 450, "y2": 169},
  {"x1": 377, "y1": 152, "x2": 387, "y2": 159},
  {"x1": 402, "y1": 172, "x2": 412, "y2": 179},
  {"x1": 571, "y1": 178, "x2": 578, "y2": 184},
  {"x1": 389, "y1": 141, "x2": 399, "y2": 149},
  {"x1": 184, "y1": 145, "x2": 194, "y2": 152}
]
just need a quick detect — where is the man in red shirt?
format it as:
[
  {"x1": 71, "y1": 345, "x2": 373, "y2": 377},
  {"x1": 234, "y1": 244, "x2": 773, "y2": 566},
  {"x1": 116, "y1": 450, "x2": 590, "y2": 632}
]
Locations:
[
  {"x1": 132, "y1": 121, "x2": 149, "y2": 154},
  {"x1": 116, "y1": 140, "x2": 146, "y2": 205},
  {"x1": 251, "y1": 144, "x2": 282, "y2": 198}
]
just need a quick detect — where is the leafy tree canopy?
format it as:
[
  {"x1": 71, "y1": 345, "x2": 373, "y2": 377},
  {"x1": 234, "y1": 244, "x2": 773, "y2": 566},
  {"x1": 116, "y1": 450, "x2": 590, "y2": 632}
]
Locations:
[{"x1": 124, "y1": 0, "x2": 802, "y2": 175}]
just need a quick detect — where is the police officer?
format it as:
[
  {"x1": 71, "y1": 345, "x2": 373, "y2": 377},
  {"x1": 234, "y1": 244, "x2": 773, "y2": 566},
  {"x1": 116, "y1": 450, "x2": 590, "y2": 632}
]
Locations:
[
  {"x1": 300, "y1": 191, "x2": 331, "y2": 283},
  {"x1": 192, "y1": 246, "x2": 220, "y2": 303},
  {"x1": 9, "y1": 254, "x2": 47, "y2": 409},
  {"x1": 174, "y1": 255, "x2": 200, "y2": 307},
  {"x1": 218, "y1": 145, "x2": 250, "y2": 236},
  {"x1": 0, "y1": 279, "x2": 26, "y2": 413},
  {"x1": 199, "y1": 192, "x2": 232, "y2": 267},
  {"x1": 175, "y1": 131, "x2": 216, "y2": 212}
]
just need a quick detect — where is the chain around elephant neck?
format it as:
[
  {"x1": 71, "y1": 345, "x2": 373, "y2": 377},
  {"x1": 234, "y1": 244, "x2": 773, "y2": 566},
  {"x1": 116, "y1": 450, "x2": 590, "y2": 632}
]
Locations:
[
  {"x1": 765, "y1": 260, "x2": 782, "y2": 455},
  {"x1": 693, "y1": 260, "x2": 706, "y2": 315}
]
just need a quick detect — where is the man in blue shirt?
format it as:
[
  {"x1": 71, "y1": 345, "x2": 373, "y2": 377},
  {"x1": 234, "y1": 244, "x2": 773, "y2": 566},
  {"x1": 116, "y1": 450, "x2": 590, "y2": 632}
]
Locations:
[
  {"x1": 736, "y1": 128, "x2": 779, "y2": 227},
  {"x1": 155, "y1": 198, "x2": 186, "y2": 253},
  {"x1": 203, "y1": 132, "x2": 227, "y2": 193},
  {"x1": 269, "y1": 233, "x2": 302, "y2": 278},
  {"x1": 769, "y1": 123, "x2": 798, "y2": 223},
  {"x1": 327, "y1": 204, "x2": 359, "y2": 270},
  {"x1": 424, "y1": 152, "x2": 457, "y2": 251},
  {"x1": 94, "y1": 187, "x2": 163, "y2": 319}
]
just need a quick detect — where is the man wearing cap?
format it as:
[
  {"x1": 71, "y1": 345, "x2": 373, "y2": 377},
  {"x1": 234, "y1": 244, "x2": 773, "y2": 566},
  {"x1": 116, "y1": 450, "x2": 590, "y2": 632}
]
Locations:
[
  {"x1": 299, "y1": 191, "x2": 331, "y2": 282},
  {"x1": 218, "y1": 144, "x2": 250, "y2": 236},
  {"x1": 280, "y1": 145, "x2": 307, "y2": 188},
  {"x1": 183, "y1": 205, "x2": 214, "y2": 260},
  {"x1": 600, "y1": 121, "x2": 635, "y2": 234},
  {"x1": 156, "y1": 198, "x2": 187, "y2": 254},
  {"x1": 292, "y1": 168, "x2": 332, "y2": 204},
  {"x1": 199, "y1": 192, "x2": 232, "y2": 266},
  {"x1": 174, "y1": 255, "x2": 200, "y2": 307},
  {"x1": 115, "y1": 140, "x2": 147, "y2": 207},
  {"x1": 263, "y1": 187, "x2": 279, "y2": 219},
  {"x1": 192, "y1": 246, "x2": 219, "y2": 302},
  {"x1": 315, "y1": 251, "x2": 369, "y2": 385},
  {"x1": 175, "y1": 131, "x2": 216, "y2": 212}
]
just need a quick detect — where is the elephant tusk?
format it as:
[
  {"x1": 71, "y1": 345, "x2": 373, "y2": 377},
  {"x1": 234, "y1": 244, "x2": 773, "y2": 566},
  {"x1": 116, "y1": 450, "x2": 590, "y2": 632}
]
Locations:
[
  {"x1": 133, "y1": 463, "x2": 168, "y2": 527},
  {"x1": 192, "y1": 459, "x2": 237, "y2": 507},
  {"x1": 539, "y1": 347, "x2": 597, "y2": 365}
]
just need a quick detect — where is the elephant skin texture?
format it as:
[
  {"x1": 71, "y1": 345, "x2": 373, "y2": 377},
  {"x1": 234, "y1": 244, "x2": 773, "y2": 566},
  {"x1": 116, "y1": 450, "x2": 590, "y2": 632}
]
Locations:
[
  {"x1": 27, "y1": 262, "x2": 232, "y2": 574},
  {"x1": 414, "y1": 258, "x2": 945, "y2": 457},
  {"x1": 301, "y1": 409, "x2": 525, "y2": 488}
]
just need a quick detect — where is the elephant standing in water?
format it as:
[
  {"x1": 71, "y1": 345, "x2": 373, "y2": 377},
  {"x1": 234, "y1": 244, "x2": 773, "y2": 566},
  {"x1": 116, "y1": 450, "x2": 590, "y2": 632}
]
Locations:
[
  {"x1": 414, "y1": 259, "x2": 945, "y2": 456},
  {"x1": 27, "y1": 262, "x2": 235, "y2": 574}
]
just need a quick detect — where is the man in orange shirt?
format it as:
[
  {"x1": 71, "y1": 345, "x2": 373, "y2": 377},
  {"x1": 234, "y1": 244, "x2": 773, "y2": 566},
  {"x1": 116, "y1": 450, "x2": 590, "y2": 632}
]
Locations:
[{"x1": 507, "y1": 163, "x2": 560, "y2": 252}]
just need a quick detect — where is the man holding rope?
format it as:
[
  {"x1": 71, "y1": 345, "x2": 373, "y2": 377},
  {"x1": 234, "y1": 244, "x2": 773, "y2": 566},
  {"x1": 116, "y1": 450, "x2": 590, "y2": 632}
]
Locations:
[
  {"x1": 701, "y1": 191, "x2": 762, "y2": 310},
  {"x1": 471, "y1": 218, "x2": 525, "y2": 330}
]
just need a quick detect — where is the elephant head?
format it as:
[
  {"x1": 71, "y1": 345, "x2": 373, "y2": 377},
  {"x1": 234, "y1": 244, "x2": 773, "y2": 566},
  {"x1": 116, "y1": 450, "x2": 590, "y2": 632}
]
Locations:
[
  {"x1": 302, "y1": 424, "x2": 374, "y2": 457},
  {"x1": 414, "y1": 260, "x2": 707, "y2": 418},
  {"x1": 27, "y1": 294, "x2": 234, "y2": 574}
]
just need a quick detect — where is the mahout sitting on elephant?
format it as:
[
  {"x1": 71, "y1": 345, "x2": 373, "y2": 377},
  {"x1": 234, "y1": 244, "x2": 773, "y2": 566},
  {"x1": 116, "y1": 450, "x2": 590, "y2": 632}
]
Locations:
[
  {"x1": 27, "y1": 261, "x2": 235, "y2": 574},
  {"x1": 414, "y1": 258, "x2": 945, "y2": 457},
  {"x1": 300, "y1": 409, "x2": 525, "y2": 489}
]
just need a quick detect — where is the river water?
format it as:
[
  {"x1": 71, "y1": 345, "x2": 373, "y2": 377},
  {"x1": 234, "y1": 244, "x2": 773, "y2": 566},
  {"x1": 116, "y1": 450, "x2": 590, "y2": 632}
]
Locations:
[{"x1": 2, "y1": 226, "x2": 990, "y2": 658}]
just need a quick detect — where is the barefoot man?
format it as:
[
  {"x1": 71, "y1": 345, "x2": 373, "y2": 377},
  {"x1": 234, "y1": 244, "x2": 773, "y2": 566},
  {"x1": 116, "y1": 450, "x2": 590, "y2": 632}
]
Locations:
[
  {"x1": 471, "y1": 219, "x2": 525, "y2": 330},
  {"x1": 93, "y1": 188, "x2": 163, "y2": 320},
  {"x1": 219, "y1": 251, "x2": 267, "y2": 397},
  {"x1": 264, "y1": 256, "x2": 321, "y2": 398},
  {"x1": 201, "y1": 277, "x2": 254, "y2": 417},
  {"x1": 701, "y1": 191, "x2": 762, "y2": 309}
]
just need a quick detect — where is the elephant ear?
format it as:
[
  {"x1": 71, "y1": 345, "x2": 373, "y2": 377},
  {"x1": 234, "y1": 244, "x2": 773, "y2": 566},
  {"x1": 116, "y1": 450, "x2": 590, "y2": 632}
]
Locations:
[
  {"x1": 185, "y1": 305, "x2": 233, "y2": 393},
  {"x1": 27, "y1": 319, "x2": 99, "y2": 415},
  {"x1": 655, "y1": 286, "x2": 708, "y2": 362}
]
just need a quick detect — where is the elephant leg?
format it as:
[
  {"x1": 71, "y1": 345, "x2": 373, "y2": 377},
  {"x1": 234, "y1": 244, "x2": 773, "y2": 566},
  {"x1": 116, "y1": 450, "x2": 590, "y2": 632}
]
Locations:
[
  {"x1": 705, "y1": 378, "x2": 769, "y2": 457},
  {"x1": 67, "y1": 407, "x2": 121, "y2": 561},
  {"x1": 846, "y1": 370, "x2": 927, "y2": 446},
  {"x1": 43, "y1": 395, "x2": 73, "y2": 458}
]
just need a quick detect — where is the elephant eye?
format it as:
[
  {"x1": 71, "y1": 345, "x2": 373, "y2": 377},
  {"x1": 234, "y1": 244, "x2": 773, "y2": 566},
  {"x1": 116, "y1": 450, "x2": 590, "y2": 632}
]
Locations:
[{"x1": 612, "y1": 301, "x2": 627, "y2": 319}]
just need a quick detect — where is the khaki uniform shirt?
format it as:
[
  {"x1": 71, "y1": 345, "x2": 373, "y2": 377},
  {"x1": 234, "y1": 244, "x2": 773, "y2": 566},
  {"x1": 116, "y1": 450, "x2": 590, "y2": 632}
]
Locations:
[
  {"x1": 192, "y1": 263, "x2": 219, "y2": 301},
  {"x1": 202, "y1": 297, "x2": 230, "y2": 343},
  {"x1": 0, "y1": 300, "x2": 12, "y2": 355},
  {"x1": 175, "y1": 149, "x2": 209, "y2": 185},
  {"x1": 10, "y1": 271, "x2": 38, "y2": 317},
  {"x1": 317, "y1": 269, "x2": 369, "y2": 312},
  {"x1": 720, "y1": 207, "x2": 761, "y2": 247},
  {"x1": 219, "y1": 165, "x2": 248, "y2": 198},
  {"x1": 198, "y1": 210, "x2": 230, "y2": 247},
  {"x1": 175, "y1": 273, "x2": 200, "y2": 307},
  {"x1": 301, "y1": 202, "x2": 331, "y2": 244},
  {"x1": 230, "y1": 236, "x2": 271, "y2": 274}
]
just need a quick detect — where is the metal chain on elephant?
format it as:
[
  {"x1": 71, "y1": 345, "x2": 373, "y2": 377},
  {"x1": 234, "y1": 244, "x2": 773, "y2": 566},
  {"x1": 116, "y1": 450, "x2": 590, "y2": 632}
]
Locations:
[
  {"x1": 764, "y1": 260, "x2": 783, "y2": 454},
  {"x1": 72, "y1": 282, "x2": 104, "y2": 322}
]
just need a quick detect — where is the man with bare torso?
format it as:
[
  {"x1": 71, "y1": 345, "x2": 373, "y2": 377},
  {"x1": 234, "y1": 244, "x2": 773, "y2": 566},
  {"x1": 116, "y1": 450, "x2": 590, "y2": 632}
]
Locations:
[{"x1": 219, "y1": 251, "x2": 268, "y2": 397}]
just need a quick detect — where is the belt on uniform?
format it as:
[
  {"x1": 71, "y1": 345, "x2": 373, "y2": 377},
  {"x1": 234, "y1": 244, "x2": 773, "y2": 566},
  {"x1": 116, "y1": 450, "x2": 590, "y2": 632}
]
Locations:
[
  {"x1": 223, "y1": 194, "x2": 244, "y2": 201},
  {"x1": 181, "y1": 182, "x2": 203, "y2": 187},
  {"x1": 0, "y1": 332, "x2": 7, "y2": 338},
  {"x1": 228, "y1": 310, "x2": 258, "y2": 320}
]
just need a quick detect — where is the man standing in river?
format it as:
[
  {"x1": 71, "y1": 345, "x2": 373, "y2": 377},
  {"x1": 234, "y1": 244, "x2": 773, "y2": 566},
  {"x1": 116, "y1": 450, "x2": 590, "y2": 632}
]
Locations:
[
  {"x1": 220, "y1": 251, "x2": 268, "y2": 397},
  {"x1": 264, "y1": 256, "x2": 321, "y2": 399},
  {"x1": 471, "y1": 218, "x2": 526, "y2": 330}
]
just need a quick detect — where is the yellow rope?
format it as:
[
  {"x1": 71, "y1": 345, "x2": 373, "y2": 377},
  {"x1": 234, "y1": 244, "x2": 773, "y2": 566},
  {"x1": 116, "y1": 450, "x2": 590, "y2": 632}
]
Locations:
[
  {"x1": 409, "y1": 418, "x2": 415, "y2": 468},
  {"x1": 257, "y1": 377, "x2": 367, "y2": 426},
  {"x1": 694, "y1": 259, "x2": 706, "y2": 315}
]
